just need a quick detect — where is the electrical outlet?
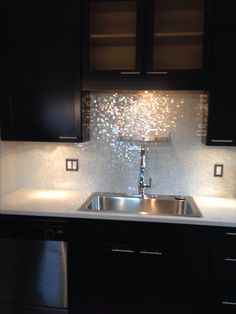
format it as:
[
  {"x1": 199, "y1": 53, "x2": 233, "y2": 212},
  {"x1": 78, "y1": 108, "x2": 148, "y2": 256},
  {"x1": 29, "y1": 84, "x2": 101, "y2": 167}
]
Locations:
[
  {"x1": 66, "y1": 159, "x2": 79, "y2": 171},
  {"x1": 214, "y1": 164, "x2": 223, "y2": 177}
]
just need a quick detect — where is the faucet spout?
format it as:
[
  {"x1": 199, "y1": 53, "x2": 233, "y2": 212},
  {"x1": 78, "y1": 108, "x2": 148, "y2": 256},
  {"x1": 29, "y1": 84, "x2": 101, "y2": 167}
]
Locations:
[{"x1": 138, "y1": 145, "x2": 152, "y2": 197}]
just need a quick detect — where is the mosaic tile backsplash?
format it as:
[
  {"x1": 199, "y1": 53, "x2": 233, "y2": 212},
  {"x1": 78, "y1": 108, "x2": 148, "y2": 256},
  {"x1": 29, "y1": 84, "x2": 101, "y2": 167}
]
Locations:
[{"x1": 1, "y1": 90, "x2": 236, "y2": 197}]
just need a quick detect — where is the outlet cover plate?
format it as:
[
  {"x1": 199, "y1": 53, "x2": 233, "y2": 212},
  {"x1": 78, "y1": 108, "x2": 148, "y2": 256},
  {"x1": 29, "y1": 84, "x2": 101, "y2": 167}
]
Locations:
[
  {"x1": 214, "y1": 164, "x2": 223, "y2": 177},
  {"x1": 66, "y1": 159, "x2": 79, "y2": 171}
]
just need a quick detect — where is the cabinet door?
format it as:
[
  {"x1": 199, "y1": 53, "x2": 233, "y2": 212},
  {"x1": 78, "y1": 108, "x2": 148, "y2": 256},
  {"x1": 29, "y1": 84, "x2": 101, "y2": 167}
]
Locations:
[
  {"x1": 2, "y1": 0, "x2": 83, "y2": 142},
  {"x1": 206, "y1": 0, "x2": 236, "y2": 146},
  {"x1": 211, "y1": 253, "x2": 236, "y2": 296},
  {"x1": 138, "y1": 247, "x2": 208, "y2": 314},
  {"x1": 146, "y1": 0, "x2": 207, "y2": 77},
  {"x1": 70, "y1": 243, "x2": 137, "y2": 314},
  {"x1": 81, "y1": 0, "x2": 144, "y2": 78}
]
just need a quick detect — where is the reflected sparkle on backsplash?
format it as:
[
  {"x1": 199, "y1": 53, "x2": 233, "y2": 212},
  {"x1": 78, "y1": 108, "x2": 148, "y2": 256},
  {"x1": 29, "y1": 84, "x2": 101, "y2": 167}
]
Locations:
[
  {"x1": 85, "y1": 91, "x2": 208, "y2": 161},
  {"x1": 90, "y1": 91, "x2": 185, "y2": 145}
]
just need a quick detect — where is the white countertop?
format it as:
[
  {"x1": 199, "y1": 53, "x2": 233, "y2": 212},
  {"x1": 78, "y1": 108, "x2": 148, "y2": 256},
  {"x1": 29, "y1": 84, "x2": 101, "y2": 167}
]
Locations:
[{"x1": 1, "y1": 189, "x2": 236, "y2": 227}]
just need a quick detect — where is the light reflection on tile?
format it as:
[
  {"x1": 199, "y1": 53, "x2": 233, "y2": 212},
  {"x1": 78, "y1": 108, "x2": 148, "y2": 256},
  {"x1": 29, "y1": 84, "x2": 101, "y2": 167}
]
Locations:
[
  {"x1": 86, "y1": 90, "x2": 208, "y2": 159},
  {"x1": 90, "y1": 91, "x2": 185, "y2": 143}
]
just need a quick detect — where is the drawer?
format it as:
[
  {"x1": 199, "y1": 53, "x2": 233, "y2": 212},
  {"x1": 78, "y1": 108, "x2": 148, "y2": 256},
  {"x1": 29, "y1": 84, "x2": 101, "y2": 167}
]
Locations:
[
  {"x1": 208, "y1": 295, "x2": 236, "y2": 314},
  {"x1": 70, "y1": 219, "x2": 210, "y2": 250},
  {"x1": 210, "y1": 253, "x2": 236, "y2": 295},
  {"x1": 212, "y1": 228, "x2": 236, "y2": 253}
]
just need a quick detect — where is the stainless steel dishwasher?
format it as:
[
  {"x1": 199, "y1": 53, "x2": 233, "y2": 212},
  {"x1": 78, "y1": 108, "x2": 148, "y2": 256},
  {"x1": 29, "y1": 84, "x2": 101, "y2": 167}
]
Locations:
[{"x1": 0, "y1": 218, "x2": 68, "y2": 314}]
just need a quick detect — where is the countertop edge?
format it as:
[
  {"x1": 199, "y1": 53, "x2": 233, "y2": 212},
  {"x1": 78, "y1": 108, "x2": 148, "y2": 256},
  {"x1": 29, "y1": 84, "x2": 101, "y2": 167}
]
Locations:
[
  {"x1": 1, "y1": 208, "x2": 236, "y2": 228},
  {"x1": 1, "y1": 189, "x2": 236, "y2": 228}
]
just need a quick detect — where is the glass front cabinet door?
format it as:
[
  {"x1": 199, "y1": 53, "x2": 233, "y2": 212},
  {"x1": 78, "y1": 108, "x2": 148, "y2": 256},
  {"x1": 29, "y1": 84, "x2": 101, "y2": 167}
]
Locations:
[
  {"x1": 81, "y1": 0, "x2": 209, "y2": 83},
  {"x1": 147, "y1": 0, "x2": 206, "y2": 75},
  {"x1": 81, "y1": 0, "x2": 143, "y2": 78}
]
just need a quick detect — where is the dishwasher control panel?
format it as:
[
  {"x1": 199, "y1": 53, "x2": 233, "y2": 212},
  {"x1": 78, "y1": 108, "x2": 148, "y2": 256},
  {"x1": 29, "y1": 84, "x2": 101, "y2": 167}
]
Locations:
[{"x1": 0, "y1": 218, "x2": 68, "y2": 240}]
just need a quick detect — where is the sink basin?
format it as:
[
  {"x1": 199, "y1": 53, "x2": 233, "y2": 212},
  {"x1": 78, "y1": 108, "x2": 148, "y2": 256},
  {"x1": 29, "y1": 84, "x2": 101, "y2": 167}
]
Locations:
[{"x1": 80, "y1": 193, "x2": 202, "y2": 218}]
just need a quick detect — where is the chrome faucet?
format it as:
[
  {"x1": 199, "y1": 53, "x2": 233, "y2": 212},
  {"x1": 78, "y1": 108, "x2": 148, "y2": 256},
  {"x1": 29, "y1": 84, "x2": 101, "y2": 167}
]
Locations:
[{"x1": 138, "y1": 145, "x2": 152, "y2": 197}]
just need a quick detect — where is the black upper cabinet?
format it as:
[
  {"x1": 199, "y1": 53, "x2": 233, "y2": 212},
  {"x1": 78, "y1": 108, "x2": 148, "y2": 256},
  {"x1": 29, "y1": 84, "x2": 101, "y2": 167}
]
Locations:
[
  {"x1": 1, "y1": 0, "x2": 87, "y2": 143},
  {"x1": 206, "y1": 0, "x2": 236, "y2": 146},
  {"x1": 81, "y1": 0, "x2": 211, "y2": 89}
]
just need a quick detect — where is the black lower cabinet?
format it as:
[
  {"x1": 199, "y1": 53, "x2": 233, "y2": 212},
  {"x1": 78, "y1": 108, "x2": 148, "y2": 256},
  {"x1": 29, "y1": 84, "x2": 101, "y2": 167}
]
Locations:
[
  {"x1": 70, "y1": 243, "x2": 208, "y2": 314},
  {"x1": 70, "y1": 243, "x2": 137, "y2": 314},
  {"x1": 138, "y1": 248, "x2": 208, "y2": 314},
  {"x1": 208, "y1": 227, "x2": 236, "y2": 313},
  {"x1": 211, "y1": 253, "x2": 236, "y2": 296}
]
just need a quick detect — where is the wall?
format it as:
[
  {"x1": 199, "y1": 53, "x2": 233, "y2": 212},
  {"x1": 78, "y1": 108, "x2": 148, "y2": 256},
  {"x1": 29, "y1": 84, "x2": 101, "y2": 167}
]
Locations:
[
  {"x1": 10, "y1": 90, "x2": 236, "y2": 198},
  {"x1": 0, "y1": 141, "x2": 19, "y2": 196}
]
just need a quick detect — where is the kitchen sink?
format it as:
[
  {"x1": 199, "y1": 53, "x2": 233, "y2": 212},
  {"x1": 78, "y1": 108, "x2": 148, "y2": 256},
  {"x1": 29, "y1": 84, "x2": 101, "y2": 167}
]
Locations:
[{"x1": 80, "y1": 193, "x2": 202, "y2": 218}]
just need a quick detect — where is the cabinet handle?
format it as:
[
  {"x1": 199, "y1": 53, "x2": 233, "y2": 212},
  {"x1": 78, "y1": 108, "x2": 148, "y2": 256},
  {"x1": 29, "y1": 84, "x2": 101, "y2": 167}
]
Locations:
[
  {"x1": 225, "y1": 258, "x2": 236, "y2": 262},
  {"x1": 211, "y1": 139, "x2": 233, "y2": 143},
  {"x1": 226, "y1": 232, "x2": 236, "y2": 236},
  {"x1": 147, "y1": 71, "x2": 168, "y2": 75},
  {"x1": 58, "y1": 136, "x2": 77, "y2": 140},
  {"x1": 139, "y1": 250, "x2": 162, "y2": 256},
  {"x1": 222, "y1": 301, "x2": 236, "y2": 306},
  {"x1": 112, "y1": 248, "x2": 134, "y2": 253},
  {"x1": 120, "y1": 71, "x2": 141, "y2": 75}
]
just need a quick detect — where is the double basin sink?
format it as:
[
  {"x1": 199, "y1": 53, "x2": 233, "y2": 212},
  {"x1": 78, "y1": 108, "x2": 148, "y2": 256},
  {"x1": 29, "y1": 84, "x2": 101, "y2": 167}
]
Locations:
[{"x1": 80, "y1": 193, "x2": 202, "y2": 218}]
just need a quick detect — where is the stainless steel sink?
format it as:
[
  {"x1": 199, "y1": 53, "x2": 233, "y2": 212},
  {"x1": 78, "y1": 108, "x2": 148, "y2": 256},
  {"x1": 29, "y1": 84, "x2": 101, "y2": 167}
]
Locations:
[{"x1": 80, "y1": 193, "x2": 202, "y2": 218}]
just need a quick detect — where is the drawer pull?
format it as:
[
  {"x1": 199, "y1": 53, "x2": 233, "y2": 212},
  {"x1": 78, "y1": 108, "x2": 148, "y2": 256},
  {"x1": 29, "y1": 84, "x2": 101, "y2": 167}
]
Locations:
[
  {"x1": 58, "y1": 136, "x2": 77, "y2": 140},
  {"x1": 112, "y1": 248, "x2": 134, "y2": 253},
  {"x1": 225, "y1": 258, "x2": 236, "y2": 262},
  {"x1": 211, "y1": 139, "x2": 233, "y2": 143},
  {"x1": 222, "y1": 301, "x2": 236, "y2": 306},
  {"x1": 226, "y1": 232, "x2": 236, "y2": 236},
  {"x1": 147, "y1": 71, "x2": 168, "y2": 75},
  {"x1": 120, "y1": 71, "x2": 141, "y2": 75},
  {"x1": 139, "y1": 250, "x2": 162, "y2": 256}
]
